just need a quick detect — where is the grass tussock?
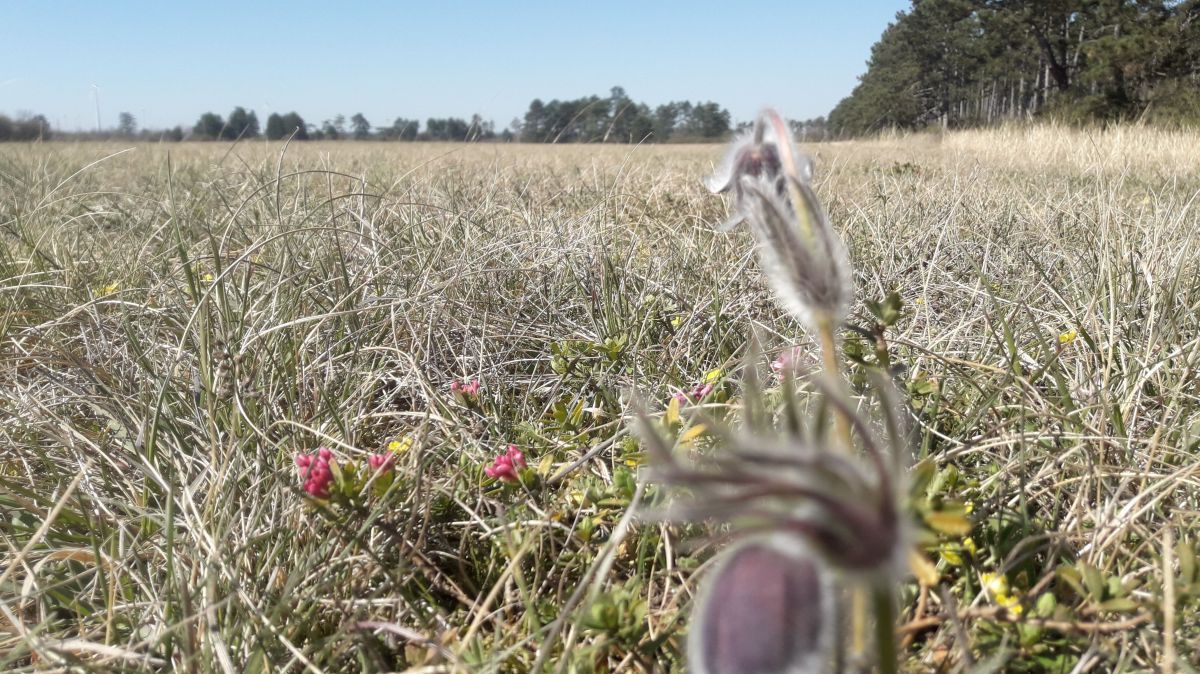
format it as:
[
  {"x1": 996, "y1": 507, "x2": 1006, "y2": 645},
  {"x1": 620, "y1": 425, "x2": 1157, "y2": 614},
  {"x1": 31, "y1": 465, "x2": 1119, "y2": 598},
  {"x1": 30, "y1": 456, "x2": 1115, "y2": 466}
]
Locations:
[{"x1": 2, "y1": 128, "x2": 1199, "y2": 672}]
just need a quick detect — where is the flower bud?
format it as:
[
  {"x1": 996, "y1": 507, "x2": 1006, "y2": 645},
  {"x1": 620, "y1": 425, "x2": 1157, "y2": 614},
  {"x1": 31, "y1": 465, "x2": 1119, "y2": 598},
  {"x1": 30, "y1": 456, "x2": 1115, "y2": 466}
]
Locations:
[
  {"x1": 704, "y1": 109, "x2": 851, "y2": 331},
  {"x1": 690, "y1": 537, "x2": 832, "y2": 674}
]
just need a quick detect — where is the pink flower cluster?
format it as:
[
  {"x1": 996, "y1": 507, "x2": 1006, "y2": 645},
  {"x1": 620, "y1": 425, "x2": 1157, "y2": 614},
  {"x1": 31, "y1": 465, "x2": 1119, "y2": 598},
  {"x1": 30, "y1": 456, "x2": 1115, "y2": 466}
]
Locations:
[
  {"x1": 485, "y1": 444, "x2": 526, "y2": 482},
  {"x1": 770, "y1": 346, "x2": 805, "y2": 376},
  {"x1": 296, "y1": 447, "x2": 334, "y2": 498},
  {"x1": 367, "y1": 453, "x2": 396, "y2": 472},
  {"x1": 673, "y1": 383, "x2": 714, "y2": 404},
  {"x1": 450, "y1": 379, "x2": 481, "y2": 396}
]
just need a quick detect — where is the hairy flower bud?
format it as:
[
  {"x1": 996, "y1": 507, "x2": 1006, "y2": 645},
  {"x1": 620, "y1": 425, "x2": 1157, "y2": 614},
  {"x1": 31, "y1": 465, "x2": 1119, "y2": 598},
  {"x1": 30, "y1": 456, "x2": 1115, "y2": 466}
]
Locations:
[
  {"x1": 690, "y1": 536, "x2": 832, "y2": 674},
  {"x1": 705, "y1": 109, "x2": 851, "y2": 331}
]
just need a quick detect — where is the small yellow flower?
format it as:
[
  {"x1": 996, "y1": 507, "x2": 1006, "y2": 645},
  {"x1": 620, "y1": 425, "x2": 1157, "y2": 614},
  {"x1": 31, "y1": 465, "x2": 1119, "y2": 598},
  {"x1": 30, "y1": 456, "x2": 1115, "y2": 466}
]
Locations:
[
  {"x1": 980, "y1": 571, "x2": 1022, "y2": 614},
  {"x1": 202, "y1": 273, "x2": 215, "y2": 282},
  {"x1": 387, "y1": 437, "x2": 413, "y2": 454},
  {"x1": 97, "y1": 283, "x2": 119, "y2": 296},
  {"x1": 964, "y1": 500, "x2": 975, "y2": 515},
  {"x1": 670, "y1": 316, "x2": 682, "y2": 329},
  {"x1": 962, "y1": 537, "x2": 977, "y2": 557},
  {"x1": 980, "y1": 571, "x2": 1007, "y2": 597},
  {"x1": 1058, "y1": 329, "x2": 1077, "y2": 344}
]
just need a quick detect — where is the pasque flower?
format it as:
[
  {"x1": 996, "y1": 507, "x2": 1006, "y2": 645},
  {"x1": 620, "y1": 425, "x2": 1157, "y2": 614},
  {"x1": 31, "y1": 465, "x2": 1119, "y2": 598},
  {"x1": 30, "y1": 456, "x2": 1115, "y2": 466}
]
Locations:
[
  {"x1": 642, "y1": 395, "x2": 907, "y2": 674},
  {"x1": 670, "y1": 112, "x2": 900, "y2": 576},
  {"x1": 705, "y1": 108, "x2": 852, "y2": 333},
  {"x1": 644, "y1": 407, "x2": 905, "y2": 576},
  {"x1": 689, "y1": 536, "x2": 833, "y2": 674},
  {"x1": 647, "y1": 108, "x2": 907, "y2": 674}
]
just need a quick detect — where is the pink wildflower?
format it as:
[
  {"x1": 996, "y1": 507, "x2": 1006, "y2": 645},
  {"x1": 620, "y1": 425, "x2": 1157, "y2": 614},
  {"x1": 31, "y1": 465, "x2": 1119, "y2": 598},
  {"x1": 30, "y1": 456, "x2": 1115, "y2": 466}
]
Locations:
[
  {"x1": 485, "y1": 444, "x2": 527, "y2": 482},
  {"x1": 672, "y1": 382, "x2": 715, "y2": 405},
  {"x1": 506, "y1": 444, "x2": 525, "y2": 466},
  {"x1": 771, "y1": 346, "x2": 805, "y2": 376},
  {"x1": 368, "y1": 453, "x2": 396, "y2": 472},
  {"x1": 451, "y1": 378, "x2": 482, "y2": 400},
  {"x1": 295, "y1": 447, "x2": 335, "y2": 498}
]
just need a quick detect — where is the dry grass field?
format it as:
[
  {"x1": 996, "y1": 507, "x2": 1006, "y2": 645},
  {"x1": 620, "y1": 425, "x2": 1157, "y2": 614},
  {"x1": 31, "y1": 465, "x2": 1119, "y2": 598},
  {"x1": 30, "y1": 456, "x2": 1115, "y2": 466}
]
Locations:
[{"x1": 2, "y1": 127, "x2": 1200, "y2": 672}]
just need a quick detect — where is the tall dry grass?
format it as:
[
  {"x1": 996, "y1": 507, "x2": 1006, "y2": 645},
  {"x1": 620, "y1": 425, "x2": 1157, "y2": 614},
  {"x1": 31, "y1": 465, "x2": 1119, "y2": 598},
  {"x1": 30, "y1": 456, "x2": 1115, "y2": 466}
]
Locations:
[{"x1": 2, "y1": 127, "x2": 1198, "y2": 672}]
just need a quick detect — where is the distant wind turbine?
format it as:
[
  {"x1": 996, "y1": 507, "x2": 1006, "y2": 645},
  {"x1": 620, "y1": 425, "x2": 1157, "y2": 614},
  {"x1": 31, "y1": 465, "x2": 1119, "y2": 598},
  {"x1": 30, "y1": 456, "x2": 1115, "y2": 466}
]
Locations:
[{"x1": 91, "y1": 84, "x2": 102, "y2": 132}]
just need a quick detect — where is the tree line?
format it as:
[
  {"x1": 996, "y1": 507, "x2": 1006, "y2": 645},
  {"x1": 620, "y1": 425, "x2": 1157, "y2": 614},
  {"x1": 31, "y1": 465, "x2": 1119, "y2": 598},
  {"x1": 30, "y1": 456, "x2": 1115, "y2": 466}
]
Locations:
[
  {"x1": 830, "y1": 0, "x2": 1200, "y2": 135},
  {"x1": 185, "y1": 87, "x2": 732, "y2": 142},
  {"x1": 0, "y1": 114, "x2": 53, "y2": 141},
  {"x1": 1, "y1": 86, "x2": 734, "y2": 143},
  {"x1": 519, "y1": 87, "x2": 731, "y2": 142},
  {"x1": 184, "y1": 108, "x2": 501, "y2": 141}
]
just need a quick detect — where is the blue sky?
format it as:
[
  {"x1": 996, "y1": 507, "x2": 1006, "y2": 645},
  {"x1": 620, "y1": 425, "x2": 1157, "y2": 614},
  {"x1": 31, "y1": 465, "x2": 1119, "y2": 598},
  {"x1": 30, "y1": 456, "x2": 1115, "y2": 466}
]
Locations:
[{"x1": 1, "y1": 1, "x2": 908, "y2": 132}]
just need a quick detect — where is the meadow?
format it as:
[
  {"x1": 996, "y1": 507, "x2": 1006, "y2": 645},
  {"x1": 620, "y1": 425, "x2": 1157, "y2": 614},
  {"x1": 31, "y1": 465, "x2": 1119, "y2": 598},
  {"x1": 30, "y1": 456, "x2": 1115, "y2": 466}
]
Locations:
[{"x1": 2, "y1": 127, "x2": 1199, "y2": 673}]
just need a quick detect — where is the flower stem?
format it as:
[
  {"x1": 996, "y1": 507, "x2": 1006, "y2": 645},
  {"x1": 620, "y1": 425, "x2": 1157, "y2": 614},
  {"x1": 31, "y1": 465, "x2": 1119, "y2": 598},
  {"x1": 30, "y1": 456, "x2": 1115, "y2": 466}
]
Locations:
[
  {"x1": 817, "y1": 313, "x2": 870, "y2": 667},
  {"x1": 874, "y1": 581, "x2": 898, "y2": 674},
  {"x1": 851, "y1": 585, "x2": 869, "y2": 664},
  {"x1": 817, "y1": 317, "x2": 853, "y2": 454}
]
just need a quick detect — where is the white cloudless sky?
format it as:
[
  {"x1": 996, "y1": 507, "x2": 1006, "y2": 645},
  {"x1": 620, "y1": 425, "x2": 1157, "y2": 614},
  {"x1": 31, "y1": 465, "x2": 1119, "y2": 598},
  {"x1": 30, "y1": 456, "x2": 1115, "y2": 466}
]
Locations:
[{"x1": 0, "y1": 0, "x2": 908, "y2": 131}]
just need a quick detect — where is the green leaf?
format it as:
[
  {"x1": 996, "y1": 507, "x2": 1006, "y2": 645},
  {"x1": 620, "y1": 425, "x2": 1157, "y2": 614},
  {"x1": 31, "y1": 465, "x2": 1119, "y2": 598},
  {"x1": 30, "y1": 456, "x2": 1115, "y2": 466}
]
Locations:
[
  {"x1": 926, "y1": 465, "x2": 959, "y2": 497},
  {"x1": 664, "y1": 397, "x2": 681, "y2": 427},
  {"x1": 1017, "y1": 622, "x2": 1042, "y2": 646},
  {"x1": 965, "y1": 650, "x2": 1011, "y2": 674},
  {"x1": 578, "y1": 517, "x2": 596, "y2": 543},
  {"x1": 1035, "y1": 592, "x2": 1057, "y2": 618},
  {"x1": 678, "y1": 423, "x2": 707, "y2": 447},
  {"x1": 908, "y1": 459, "x2": 936, "y2": 497},
  {"x1": 924, "y1": 509, "x2": 972, "y2": 537},
  {"x1": 1177, "y1": 541, "x2": 1196, "y2": 584},
  {"x1": 1097, "y1": 598, "x2": 1139, "y2": 613},
  {"x1": 1056, "y1": 566, "x2": 1085, "y2": 598},
  {"x1": 613, "y1": 468, "x2": 636, "y2": 499},
  {"x1": 866, "y1": 290, "x2": 904, "y2": 326},
  {"x1": 939, "y1": 546, "x2": 965, "y2": 567},
  {"x1": 1078, "y1": 562, "x2": 1105, "y2": 602}
]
